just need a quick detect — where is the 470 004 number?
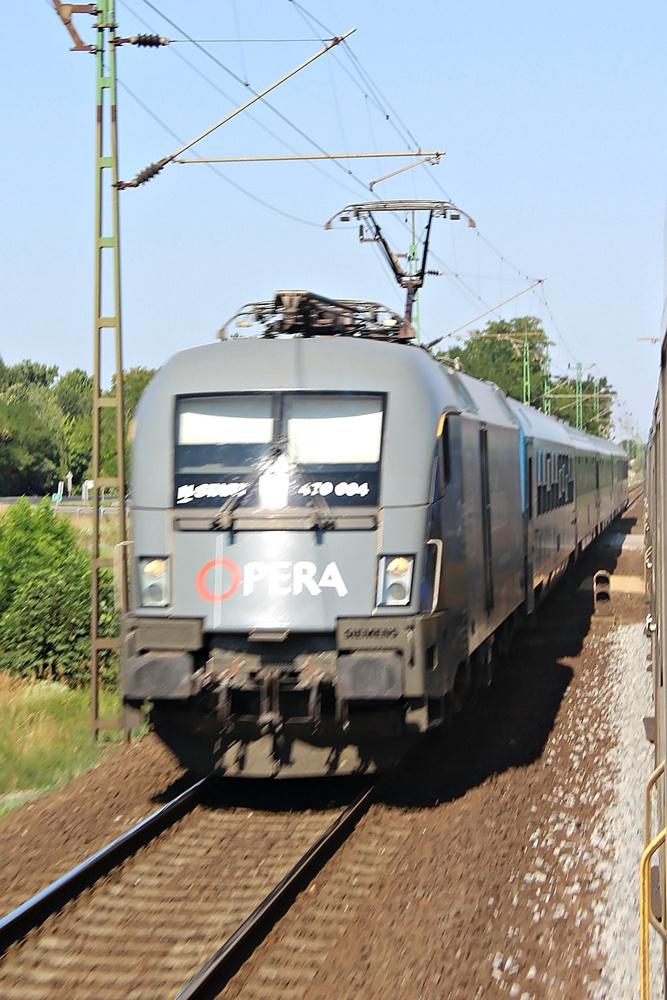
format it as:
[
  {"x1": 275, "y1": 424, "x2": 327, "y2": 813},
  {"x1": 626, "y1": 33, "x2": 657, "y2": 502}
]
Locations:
[{"x1": 298, "y1": 481, "x2": 370, "y2": 498}]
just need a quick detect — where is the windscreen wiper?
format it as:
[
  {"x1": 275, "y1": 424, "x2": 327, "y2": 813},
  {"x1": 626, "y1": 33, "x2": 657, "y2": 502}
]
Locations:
[
  {"x1": 211, "y1": 444, "x2": 281, "y2": 531},
  {"x1": 210, "y1": 446, "x2": 335, "y2": 532},
  {"x1": 290, "y1": 460, "x2": 335, "y2": 531}
]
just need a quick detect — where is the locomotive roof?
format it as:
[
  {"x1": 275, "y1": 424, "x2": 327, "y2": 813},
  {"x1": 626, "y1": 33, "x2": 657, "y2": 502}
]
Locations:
[
  {"x1": 142, "y1": 332, "x2": 519, "y2": 428},
  {"x1": 144, "y1": 334, "x2": 461, "y2": 411}
]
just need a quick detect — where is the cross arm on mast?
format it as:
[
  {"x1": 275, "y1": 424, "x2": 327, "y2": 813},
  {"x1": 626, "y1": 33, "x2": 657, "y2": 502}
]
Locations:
[
  {"x1": 117, "y1": 28, "x2": 357, "y2": 189},
  {"x1": 175, "y1": 150, "x2": 444, "y2": 165},
  {"x1": 52, "y1": 1, "x2": 97, "y2": 53}
]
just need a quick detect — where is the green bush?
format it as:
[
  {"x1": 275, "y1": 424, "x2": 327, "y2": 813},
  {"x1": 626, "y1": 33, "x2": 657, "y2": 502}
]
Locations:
[{"x1": 0, "y1": 498, "x2": 117, "y2": 686}]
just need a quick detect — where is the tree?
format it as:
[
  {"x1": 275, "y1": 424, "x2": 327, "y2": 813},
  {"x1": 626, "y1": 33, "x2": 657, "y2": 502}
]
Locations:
[
  {"x1": 54, "y1": 368, "x2": 93, "y2": 420},
  {"x1": 54, "y1": 369, "x2": 94, "y2": 488},
  {"x1": 6, "y1": 360, "x2": 59, "y2": 389},
  {"x1": 100, "y1": 366, "x2": 157, "y2": 482},
  {"x1": 547, "y1": 373, "x2": 616, "y2": 438},
  {"x1": 122, "y1": 366, "x2": 156, "y2": 420},
  {"x1": 619, "y1": 436, "x2": 644, "y2": 478},
  {"x1": 435, "y1": 317, "x2": 615, "y2": 437},
  {"x1": 0, "y1": 357, "x2": 157, "y2": 496},
  {"x1": 619, "y1": 436, "x2": 644, "y2": 461},
  {"x1": 435, "y1": 317, "x2": 551, "y2": 406},
  {"x1": 0, "y1": 390, "x2": 67, "y2": 495}
]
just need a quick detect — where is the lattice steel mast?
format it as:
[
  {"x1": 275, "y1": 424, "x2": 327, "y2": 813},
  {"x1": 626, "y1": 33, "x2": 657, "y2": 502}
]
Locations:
[{"x1": 53, "y1": 0, "x2": 127, "y2": 736}]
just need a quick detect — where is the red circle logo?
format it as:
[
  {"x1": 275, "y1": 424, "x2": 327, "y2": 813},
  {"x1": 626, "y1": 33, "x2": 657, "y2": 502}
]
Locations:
[{"x1": 196, "y1": 558, "x2": 242, "y2": 602}]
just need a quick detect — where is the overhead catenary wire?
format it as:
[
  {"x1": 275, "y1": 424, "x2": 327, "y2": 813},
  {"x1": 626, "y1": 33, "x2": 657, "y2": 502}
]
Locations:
[
  {"x1": 286, "y1": 0, "x2": 421, "y2": 151},
  {"x1": 125, "y1": 0, "x2": 393, "y2": 199},
  {"x1": 134, "y1": 2, "x2": 367, "y2": 181},
  {"x1": 536, "y1": 284, "x2": 577, "y2": 364},
  {"x1": 366, "y1": 147, "x2": 543, "y2": 317},
  {"x1": 167, "y1": 38, "x2": 324, "y2": 44},
  {"x1": 118, "y1": 79, "x2": 323, "y2": 227},
  {"x1": 118, "y1": 28, "x2": 357, "y2": 187},
  {"x1": 48, "y1": 0, "x2": 548, "y2": 327},
  {"x1": 230, "y1": 0, "x2": 248, "y2": 86},
  {"x1": 118, "y1": 0, "x2": 448, "y2": 274},
  {"x1": 424, "y1": 279, "x2": 547, "y2": 349},
  {"x1": 126, "y1": 0, "x2": 435, "y2": 199},
  {"x1": 119, "y1": 3, "x2": 369, "y2": 206},
  {"x1": 117, "y1": 3, "x2": 432, "y2": 238}
]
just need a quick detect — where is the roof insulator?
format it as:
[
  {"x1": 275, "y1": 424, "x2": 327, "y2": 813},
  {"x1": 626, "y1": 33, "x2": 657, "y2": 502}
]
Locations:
[{"x1": 131, "y1": 34, "x2": 169, "y2": 47}]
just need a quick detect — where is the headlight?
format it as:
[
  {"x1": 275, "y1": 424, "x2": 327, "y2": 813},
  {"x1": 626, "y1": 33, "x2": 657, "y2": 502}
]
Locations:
[
  {"x1": 376, "y1": 555, "x2": 415, "y2": 607},
  {"x1": 139, "y1": 556, "x2": 170, "y2": 608}
]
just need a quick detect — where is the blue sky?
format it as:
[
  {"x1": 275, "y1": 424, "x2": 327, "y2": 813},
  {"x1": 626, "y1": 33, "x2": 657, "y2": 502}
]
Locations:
[{"x1": 1, "y1": 1, "x2": 666, "y2": 437}]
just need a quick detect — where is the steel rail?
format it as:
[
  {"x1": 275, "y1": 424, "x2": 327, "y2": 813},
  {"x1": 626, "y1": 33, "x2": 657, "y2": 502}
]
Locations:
[
  {"x1": 174, "y1": 781, "x2": 376, "y2": 1000},
  {"x1": 0, "y1": 776, "x2": 209, "y2": 953},
  {"x1": 628, "y1": 482, "x2": 645, "y2": 506}
]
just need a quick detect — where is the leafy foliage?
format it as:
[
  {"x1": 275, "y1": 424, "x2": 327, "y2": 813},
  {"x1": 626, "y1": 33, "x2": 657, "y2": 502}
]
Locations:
[
  {"x1": 0, "y1": 395, "x2": 66, "y2": 495},
  {"x1": 620, "y1": 436, "x2": 644, "y2": 461},
  {"x1": 0, "y1": 359, "x2": 158, "y2": 688},
  {"x1": 0, "y1": 499, "x2": 117, "y2": 686},
  {"x1": 53, "y1": 367, "x2": 93, "y2": 419},
  {"x1": 435, "y1": 317, "x2": 615, "y2": 436},
  {"x1": 549, "y1": 373, "x2": 615, "y2": 438},
  {"x1": 437, "y1": 317, "x2": 550, "y2": 405},
  {"x1": 3, "y1": 361, "x2": 59, "y2": 390},
  {"x1": 100, "y1": 366, "x2": 157, "y2": 481},
  {"x1": 0, "y1": 357, "x2": 157, "y2": 496}
]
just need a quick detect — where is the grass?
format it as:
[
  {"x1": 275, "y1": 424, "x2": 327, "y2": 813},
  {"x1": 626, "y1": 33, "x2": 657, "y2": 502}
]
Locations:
[
  {"x1": 0, "y1": 673, "x2": 125, "y2": 817},
  {"x1": 64, "y1": 505, "x2": 123, "y2": 559}
]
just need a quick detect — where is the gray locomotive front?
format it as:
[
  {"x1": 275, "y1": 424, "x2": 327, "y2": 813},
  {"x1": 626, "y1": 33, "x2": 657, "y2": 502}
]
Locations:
[{"x1": 122, "y1": 332, "x2": 523, "y2": 774}]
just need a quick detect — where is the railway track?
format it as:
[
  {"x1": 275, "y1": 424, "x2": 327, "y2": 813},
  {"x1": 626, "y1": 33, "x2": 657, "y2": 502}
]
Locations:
[
  {"x1": 0, "y1": 497, "x2": 645, "y2": 999},
  {"x1": 0, "y1": 777, "x2": 375, "y2": 999},
  {"x1": 628, "y1": 481, "x2": 644, "y2": 507},
  {"x1": 0, "y1": 776, "x2": 208, "y2": 953}
]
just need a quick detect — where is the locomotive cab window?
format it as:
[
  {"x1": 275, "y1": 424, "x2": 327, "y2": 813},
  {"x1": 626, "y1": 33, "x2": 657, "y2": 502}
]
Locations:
[
  {"x1": 176, "y1": 396, "x2": 274, "y2": 474},
  {"x1": 174, "y1": 392, "x2": 385, "y2": 508}
]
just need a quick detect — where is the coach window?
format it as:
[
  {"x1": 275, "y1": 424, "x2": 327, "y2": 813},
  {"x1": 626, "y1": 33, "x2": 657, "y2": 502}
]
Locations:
[
  {"x1": 536, "y1": 451, "x2": 543, "y2": 516},
  {"x1": 479, "y1": 427, "x2": 494, "y2": 611},
  {"x1": 527, "y1": 455, "x2": 534, "y2": 520}
]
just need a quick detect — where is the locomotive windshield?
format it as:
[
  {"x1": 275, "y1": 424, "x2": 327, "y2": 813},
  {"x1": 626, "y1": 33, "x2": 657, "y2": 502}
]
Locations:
[{"x1": 174, "y1": 392, "x2": 384, "y2": 508}]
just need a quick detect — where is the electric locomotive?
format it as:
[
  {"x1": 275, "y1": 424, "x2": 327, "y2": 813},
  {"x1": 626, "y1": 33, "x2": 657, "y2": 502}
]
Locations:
[{"x1": 121, "y1": 291, "x2": 628, "y2": 775}]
